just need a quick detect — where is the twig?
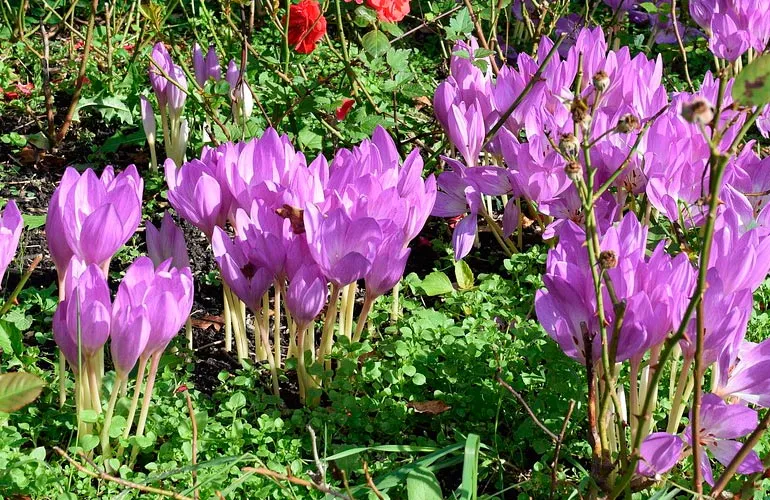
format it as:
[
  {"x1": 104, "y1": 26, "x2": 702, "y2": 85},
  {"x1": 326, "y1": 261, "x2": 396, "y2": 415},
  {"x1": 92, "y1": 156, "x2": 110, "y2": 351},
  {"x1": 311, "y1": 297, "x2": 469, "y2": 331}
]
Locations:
[
  {"x1": 40, "y1": 24, "x2": 55, "y2": 143},
  {"x1": 307, "y1": 426, "x2": 327, "y2": 486},
  {"x1": 0, "y1": 254, "x2": 42, "y2": 317},
  {"x1": 54, "y1": 0, "x2": 98, "y2": 146},
  {"x1": 550, "y1": 400, "x2": 576, "y2": 500},
  {"x1": 710, "y1": 409, "x2": 770, "y2": 497},
  {"x1": 363, "y1": 462, "x2": 384, "y2": 500},
  {"x1": 496, "y1": 373, "x2": 558, "y2": 442},
  {"x1": 670, "y1": 0, "x2": 694, "y2": 92},
  {"x1": 462, "y1": 0, "x2": 499, "y2": 74},
  {"x1": 53, "y1": 447, "x2": 193, "y2": 500},
  {"x1": 241, "y1": 467, "x2": 352, "y2": 499},
  {"x1": 391, "y1": 5, "x2": 463, "y2": 44}
]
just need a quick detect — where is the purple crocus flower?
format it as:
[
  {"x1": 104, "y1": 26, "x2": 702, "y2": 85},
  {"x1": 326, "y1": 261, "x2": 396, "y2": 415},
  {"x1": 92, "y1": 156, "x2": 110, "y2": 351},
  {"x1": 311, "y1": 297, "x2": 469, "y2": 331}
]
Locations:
[
  {"x1": 444, "y1": 100, "x2": 485, "y2": 166},
  {"x1": 636, "y1": 432, "x2": 684, "y2": 478},
  {"x1": 684, "y1": 393, "x2": 763, "y2": 486},
  {"x1": 205, "y1": 46, "x2": 221, "y2": 82},
  {"x1": 146, "y1": 211, "x2": 190, "y2": 270},
  {"x1": 226, "y1": 59, "x2": 239, "y2": 88},
  {"x1": 365, "y1": 232, "x2": 411, "y2": 299},
  {"x1": 286, "y1": 264, "x2": 328, "y2": 327},
  {"x1": 165, "y1": 158, "x2": 230, "y2": 239},
  {"x1": 303, "y1": 205, "x2": 382, "y2": 287},
  {"x1": 111, "y1": 269, "x2": 151, "y2": 377},
  {"x1": 0, "y1": 200, "x2": 22, "y2": 287},
  {"x1": 140, "y1": 96, "x2": 156, "y2": 144},
  {"x1": 53, "y1": 261, "x2": 112, "y2": 367},
  {"x1": 211, "y1": 226, "x2": 274, "y2": 311},
  {"x1": 716, "y1": 338, "x2": 770, "y2": 407},
  {"x1": 192, "y1": 43, "x2": 206, "y2": 87},
  {"x1": 50, "y1": 166, "x2": 143, "y2": 272},
  {"x1": 149, "y1": 43, "x2": 173, "y2": 106},
  {"x1": 166, "y1": 65, "x2": 187, "y2": 119}
]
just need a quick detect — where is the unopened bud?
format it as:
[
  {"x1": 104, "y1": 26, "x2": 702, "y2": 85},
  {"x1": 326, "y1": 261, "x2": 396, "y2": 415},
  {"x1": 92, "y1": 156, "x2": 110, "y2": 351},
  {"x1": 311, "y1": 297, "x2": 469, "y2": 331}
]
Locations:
[
  {"x1": 599, "y1": 250, "x2": 617, "y2": 269},
  {"x1": 559, "y1": 133, "x2": 579, "y2": 157},
  {"x1": 682, "y1": 98, "x2": 714, "y2": 126},
  {"x1": 565, "y1": 161, "x2": 583, "y2": 182},
  {"x1": 616, "y1": 114, "x2": 640, "y2": 133},
  {"x1": 592, "y1": 70, "x2": 610, "y2": 92}
]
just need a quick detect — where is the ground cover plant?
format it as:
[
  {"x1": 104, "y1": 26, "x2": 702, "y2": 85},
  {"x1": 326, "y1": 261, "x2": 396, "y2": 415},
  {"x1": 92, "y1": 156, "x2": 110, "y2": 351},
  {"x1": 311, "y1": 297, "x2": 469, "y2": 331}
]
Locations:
[{"x1": 4, "y1": 0, "x2": 770, "y2": 498}]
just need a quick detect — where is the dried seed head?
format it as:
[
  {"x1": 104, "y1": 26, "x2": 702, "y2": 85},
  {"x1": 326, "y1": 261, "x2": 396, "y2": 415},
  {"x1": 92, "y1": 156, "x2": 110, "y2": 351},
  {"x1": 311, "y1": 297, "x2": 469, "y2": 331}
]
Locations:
[
  {"x1": 599, "y1": 250, "x2": 618, "y2": 270},
  {"x1": 616, "y1": 113, "x2": 641, "y2": 133},
  {"x1": 565, "y1": 161, "x2": 583, "y2": 182},
  {"x1": 592, "y1": 70, "x2": 610, "y2": 92},
  {"x1": 682, "y1": 98, "x2": 714, "y2": 126},
  {"x1": 559, "y1": 133, "x2": 580, "y2": 157}
]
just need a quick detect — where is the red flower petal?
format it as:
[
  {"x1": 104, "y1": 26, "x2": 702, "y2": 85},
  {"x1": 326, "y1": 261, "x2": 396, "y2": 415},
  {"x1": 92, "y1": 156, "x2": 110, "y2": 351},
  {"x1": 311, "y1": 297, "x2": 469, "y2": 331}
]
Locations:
[{"x1": 336, "y1": 98, "x2": 355, "y2": 121}]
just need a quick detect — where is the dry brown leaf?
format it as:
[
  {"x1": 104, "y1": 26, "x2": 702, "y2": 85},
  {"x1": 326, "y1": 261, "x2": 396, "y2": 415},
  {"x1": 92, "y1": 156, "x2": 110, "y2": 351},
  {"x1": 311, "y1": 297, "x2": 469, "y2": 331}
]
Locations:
[
  {"x1": 191, "y1": 314, "x2": 225, "y2": 332},
  {"x1": 407, "y1": 400, "x2": 451, "y2": 415}
]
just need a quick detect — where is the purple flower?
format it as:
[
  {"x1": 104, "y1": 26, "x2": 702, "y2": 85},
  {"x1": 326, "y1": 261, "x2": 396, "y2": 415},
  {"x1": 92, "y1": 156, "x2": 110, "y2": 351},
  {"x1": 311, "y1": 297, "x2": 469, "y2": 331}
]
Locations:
[
  {"x1": 111, "y1": 265, "x2": 152, "y2": 377},
  {"x1": 146, "y1": 211, "x2": 190, "y2": 270},
  {"x1": 50, "y1": 166, "x2": 143, "y2": 272},
  {"x1": 636, "y1": 432, "x2": 684, "y2": 477},
  {"x1": 286, "y1": 264, "x2": 327, "y2": 327},
  {"x1": 149, "y1": 42, "x2": 173, "y2": 106},
  {"x1": 716, "y1": 338, "x2": 770, "y2": 407},
  {"x1": 192, "y1": 44, "x2": 219, "y2": 87},
  {"x1": 304, "y1": 205, "x2": 382, "y2": 287},
  {"x1": 684, "y1": 393, "x2": 763, "y2": 486},
  {"x1": 211, "y1": 226, "x2": 275, "y2": 311},
  {"x1": 166, "y1": 65, "x2": 187, "y2": 119},
  {"x1": 165, "y1": 158, "x2": 230, "y2": 239},
  {"x1": 444, "y1": 100, "x2": 485, "y2": 166},
  {"x1": 140, "y1": 96, "x2": 156, "y2": 144},
  {"x1": 226, "y1": 59, "x2": 239, "y2": 88},
  {"x1": 53, "y1": 261, "x2": 112, "y2": 366},
  {"x1": 0, "y1": 200, "x2": 22, "y2": 287},
  {"x1": 205, "y1": 46, "x2": 221, "y2": 82},
  {"x1": 365, "y1": 233, "x2": 411, "y2": 298}
]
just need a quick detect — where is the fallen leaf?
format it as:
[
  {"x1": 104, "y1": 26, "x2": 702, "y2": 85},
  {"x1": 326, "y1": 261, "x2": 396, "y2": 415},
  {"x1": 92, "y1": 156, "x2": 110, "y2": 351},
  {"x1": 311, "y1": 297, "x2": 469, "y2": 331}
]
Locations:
[
  {"x1": 191, "y1": 314, "x2": 225, "y2": 332},
  {"x1": 413, "y1": 96, "x2": 432, "y2": 111},
  {"x1": 407, "y1": 400, "x2": 451, "y2": 415}
]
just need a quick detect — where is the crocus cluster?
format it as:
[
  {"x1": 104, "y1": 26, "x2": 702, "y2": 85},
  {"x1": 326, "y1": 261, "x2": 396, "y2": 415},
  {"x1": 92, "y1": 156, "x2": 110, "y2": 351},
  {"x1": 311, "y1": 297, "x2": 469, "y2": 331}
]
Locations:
[
  {"x1": 432, "y1": 20, "x2": 770, "y2": 491},
  {"x1": 165, "y1": 125, "x2": 435, "y2": 401},
  {"x1": 47, "y1": 166, "x2": 194, "y2": 458},
  {"x1": 433, "y1": 28, "x2": 667, "y2": 259},
  {"x1": 689, "y1": 0, "x2": 770, "y2": 61}
]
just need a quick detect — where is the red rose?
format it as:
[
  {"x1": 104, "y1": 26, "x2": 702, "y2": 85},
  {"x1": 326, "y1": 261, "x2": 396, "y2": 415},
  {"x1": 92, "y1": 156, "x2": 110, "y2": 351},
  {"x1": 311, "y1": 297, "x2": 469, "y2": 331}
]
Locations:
[
  {"x1": 365, "y1": 0, "x2": 410, "y2": 23},
  {"x1": 336, "y1": 98, "x2": 355, "y2": 121},
  {"x1": 286, "y1": 0, "x2": 327, "y2": 54}
]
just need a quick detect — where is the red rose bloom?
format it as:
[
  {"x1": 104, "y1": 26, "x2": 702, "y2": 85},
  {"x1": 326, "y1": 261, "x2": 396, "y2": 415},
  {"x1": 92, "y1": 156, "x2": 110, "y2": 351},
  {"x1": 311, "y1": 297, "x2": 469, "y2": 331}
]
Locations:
[
  {"x1": 287, "y1": 0, "x2": 327, "y2": 54},
  {"x1": 365, "y1": 0, "x2": 410, "y2": 23},
  {"x1": 336, "y1": 98, "x2": 355, "y2": 121}
]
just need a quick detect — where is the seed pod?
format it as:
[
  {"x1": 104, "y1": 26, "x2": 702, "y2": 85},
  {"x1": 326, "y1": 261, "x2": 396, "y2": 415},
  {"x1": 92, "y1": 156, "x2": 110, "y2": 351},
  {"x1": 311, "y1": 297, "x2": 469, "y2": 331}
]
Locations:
[
  {"x1": 559, "y1": 133, "x2": 580, "y2": 157},
  {"x1": 599, "y1": 250, "x2": 617, "y2": 269},
  {"x1": 565, "y1": 161, "x2": 583, "y2": 182},
  {"x1": 593, "y1": 70, "x2": 610, "y2": 92},
  {"x1": 682, "y1": 98, "x2": 714, "y2": 126},
  {"x1": 616, "y1": 114, "x2": 641, "y2": 133}
]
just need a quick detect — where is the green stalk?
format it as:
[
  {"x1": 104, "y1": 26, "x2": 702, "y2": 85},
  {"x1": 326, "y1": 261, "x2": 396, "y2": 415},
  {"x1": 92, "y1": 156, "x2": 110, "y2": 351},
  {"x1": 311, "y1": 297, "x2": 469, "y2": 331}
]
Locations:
[
  {"x1": 318, "y1": 284, "x2": 341, "y2": 371},
  {"x1": 223, "y1": 285, "x2": 232, "y2": 352},
  {"x1": 122, "y1": 355, "x2": 148, "y2": 441},
  {"x1": 100, "y1": 376, "x2": 124, "y2": 459},
  {"x1": 274, "y1": 285, "x2": 282, "y2": 369},
  {"x1": 352, "y1": 294, "x2": 374, "y2": 343},
  {"x1": 129, "y1": 352, "x2": 162, "y2": 466}
]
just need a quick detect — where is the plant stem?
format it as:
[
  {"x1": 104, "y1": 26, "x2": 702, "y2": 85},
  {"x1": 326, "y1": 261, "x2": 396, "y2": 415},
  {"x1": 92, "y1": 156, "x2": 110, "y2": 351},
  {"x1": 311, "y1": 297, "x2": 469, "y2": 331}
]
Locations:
[
  {"x1": 122, "y1": 356, "x2": 148, "y2": 441},
  {"x1": 223, "y1": 285, "x2": 232, "y2": 353},
  {"x1": 273, "y1": 285, "x2": 282, "y2": 369},
  {"x1": 101, "y1": 376, "x2": 123, "y2": 460},
  {"x1": 352, "y1": 294, "x2": 374, "y2": 343},
  {"x1": 130, "y1": 352, "x2": 162, "y2": 466},
  {"x1": 319, "y1": 285, "x2": 341, "y2": 372}
]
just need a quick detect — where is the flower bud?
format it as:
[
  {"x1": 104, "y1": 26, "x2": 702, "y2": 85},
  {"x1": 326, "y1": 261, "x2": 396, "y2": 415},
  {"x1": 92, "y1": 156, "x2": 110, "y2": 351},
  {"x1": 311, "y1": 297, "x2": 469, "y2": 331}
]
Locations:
[
  {"x1": 616, "y1": 113, "x2": 640, "y2": 133},
  {"x1": 571, "y1": 98, "x2": 591, "y2": 131},
  {"x1": 682, "y1": 98, "x2": 714, "y2": 126},
  {"x1": 140, "y1": 96, "x2": 156, "y2": 144},
  {"x1": 599, "y1": 250, "x2": 617, "y2": 269},
  {"x1": 592, "y1": 70, "x2": 609, "y2": 92},
  {"x1": 231, "y1": 81, "x2": 254, "y2": 122},
  {"x1": 565, "y1": 161, "x2": 583, "y2": 182},
  {"x1": 192, "y1": 43, "x2": 206, "y2": 87},
  {"x1": 559, "y1": 133, "x2": 579, "y2": 157}
]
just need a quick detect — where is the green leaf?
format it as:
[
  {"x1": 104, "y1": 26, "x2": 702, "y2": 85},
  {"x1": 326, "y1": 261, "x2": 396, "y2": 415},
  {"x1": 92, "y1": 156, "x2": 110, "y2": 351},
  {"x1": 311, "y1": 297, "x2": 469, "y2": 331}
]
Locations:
[
  {"x1": 407, "y1": 467, "x2": 443, "y2": 500},
  {"x1": 98, "y1": 130, "x2": 145, "y2": 154},
  {"x1": 458, "y1": 434, "x2": 480, "y2": 500},
  {"x1": 420, "y1": 271, "x2": 454, "y2": 296},
  {"x1": 353, "y1": 5, "x2": 377, "y2": 26},
  {"x1": 0, "y1": 372, "x2": 44, "y2": 413},
  {"x1": 0, "y1": 321, "x2": 21, "y2": 355},
  {"x1": 22, "y1": 214, "x2": 46, "y2": 229},
  {"x1": 446, "y1": 10, "x2": 473, "y2": 41},
  {"x1": 79, "y1": 409, "x2": 99, "y2": 423},
  {"x1": 412, "y1": 373, "x2": 427, "y2": 386},
  {"x1": 362, "y1": 30, "x2": 390, "y2": 58},
  {"x1": 79, "y1": 434, "x2": 99, "y2": 452},
  {"x1": 454, "y1": 261, "x2": 475, "y2": 290},
  {"x1": 733, "y1": 53, "x2": 770, "y2": 106}
]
